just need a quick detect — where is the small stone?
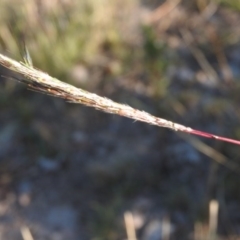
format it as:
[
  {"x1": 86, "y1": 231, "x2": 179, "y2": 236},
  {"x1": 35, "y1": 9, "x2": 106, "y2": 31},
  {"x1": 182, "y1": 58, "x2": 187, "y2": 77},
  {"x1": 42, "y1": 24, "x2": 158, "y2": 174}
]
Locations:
[{"x1": 38, "y1": 157, "x2": 60, "y2": 172}]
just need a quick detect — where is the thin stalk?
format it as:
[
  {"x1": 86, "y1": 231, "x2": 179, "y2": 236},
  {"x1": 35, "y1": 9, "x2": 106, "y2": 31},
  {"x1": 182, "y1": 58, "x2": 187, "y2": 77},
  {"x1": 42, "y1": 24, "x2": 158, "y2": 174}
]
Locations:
[{"x1": 0, "y1": 53, "x2": 240, "y2": 146}]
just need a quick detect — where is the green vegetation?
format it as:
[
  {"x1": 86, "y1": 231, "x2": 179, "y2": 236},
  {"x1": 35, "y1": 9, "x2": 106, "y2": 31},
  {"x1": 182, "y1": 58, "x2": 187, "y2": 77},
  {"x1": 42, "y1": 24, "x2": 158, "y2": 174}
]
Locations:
[
  {"x1": 0, "y1": 0, "x2": 136, "y2": 79},
  {"x1": 217, "y1": 0, "x2": 240, "y2": 11}
]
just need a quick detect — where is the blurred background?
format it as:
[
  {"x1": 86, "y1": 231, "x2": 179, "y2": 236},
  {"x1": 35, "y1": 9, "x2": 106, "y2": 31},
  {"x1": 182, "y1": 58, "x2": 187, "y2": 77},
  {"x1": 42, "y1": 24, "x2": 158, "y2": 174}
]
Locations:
[{"x1": 0, "y1": 0, "x2": 240, "y2": 239}]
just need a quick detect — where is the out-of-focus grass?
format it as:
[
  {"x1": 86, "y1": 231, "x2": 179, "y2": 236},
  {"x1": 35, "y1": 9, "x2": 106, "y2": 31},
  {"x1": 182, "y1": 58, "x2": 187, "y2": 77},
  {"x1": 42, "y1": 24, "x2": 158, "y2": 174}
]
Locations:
[
  {"x1": 217, "y1": 0, "x2": 240, "y2": 11},
  {"x1": 143, "y1": 26, "x2": 170, "y2": 97},
  {"x1": 0, "y1": 0, "x2": 174, "y2": 100},
  {"x1": 90, "y1": 197, "x2": 123, "y2": 240},
  {"x1": 0, "y1": 0, "x2": 139, "y2": 80}
]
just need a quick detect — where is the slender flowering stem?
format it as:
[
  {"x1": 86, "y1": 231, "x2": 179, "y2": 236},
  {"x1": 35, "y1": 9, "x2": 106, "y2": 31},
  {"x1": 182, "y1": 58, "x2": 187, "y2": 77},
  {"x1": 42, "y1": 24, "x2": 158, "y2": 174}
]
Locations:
[{"x1": 0, "y1": 53, "x2": 239, "y2": 146}]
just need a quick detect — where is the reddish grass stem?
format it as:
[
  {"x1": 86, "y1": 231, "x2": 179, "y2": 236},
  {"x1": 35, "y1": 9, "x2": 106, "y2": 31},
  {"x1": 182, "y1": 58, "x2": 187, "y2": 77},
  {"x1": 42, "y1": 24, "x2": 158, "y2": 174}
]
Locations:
[{"x1": 0, "y1": 53, "x2": 239, "y2": 146}]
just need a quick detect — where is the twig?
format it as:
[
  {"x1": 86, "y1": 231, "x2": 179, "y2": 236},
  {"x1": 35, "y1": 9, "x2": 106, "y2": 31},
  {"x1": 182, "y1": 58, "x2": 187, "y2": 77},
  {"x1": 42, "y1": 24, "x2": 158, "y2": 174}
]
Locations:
[
  {"x1": 144, "y1": 0, "x2": 181, "y2": 24},
  {"x1": 124, "y1": 211, "x2": 137, "y2": 240},
  {"x1": 20, "y1": 226, "x2": 34, "y2": 240},
  {"x1": 207, "y1": 26, "x2": 233, "y2": 84},
  {"x1": 162, "y1": 215, "x2": 171, "y2": 240},
  {"x1": 0, "y1": 53, "x2": 240, "y2": 146},
  {"x1": 180, "y1": 29, "x2": 219, "y2": 84},
  {"x1": 208, "y1": 200, "x2": 219, "y2": 240}
]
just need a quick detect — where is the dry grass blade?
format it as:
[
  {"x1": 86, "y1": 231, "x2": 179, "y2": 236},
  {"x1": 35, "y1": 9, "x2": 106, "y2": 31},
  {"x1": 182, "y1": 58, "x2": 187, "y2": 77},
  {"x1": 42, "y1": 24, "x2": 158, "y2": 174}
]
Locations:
[{"x1": 0, "y1": 53, "x2": 240, "y2": 146}]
